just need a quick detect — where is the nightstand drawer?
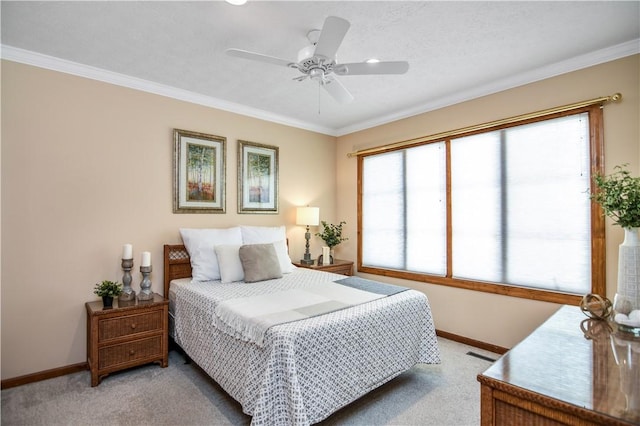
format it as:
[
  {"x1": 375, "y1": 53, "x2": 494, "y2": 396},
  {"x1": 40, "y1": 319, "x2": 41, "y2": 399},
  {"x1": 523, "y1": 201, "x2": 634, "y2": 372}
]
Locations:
[
  {"x1": 98, "y1": 336, "x2": 162, "y2": 369},
  {"x1": 316, "y1": 264, "x2": 353, "y2": 275},
  {"x1": 293, "y1": 259, "x2": 354, "y2": 276},
  {"x1": 98, "y1": 310, "x2": 163, "y2": 341}
]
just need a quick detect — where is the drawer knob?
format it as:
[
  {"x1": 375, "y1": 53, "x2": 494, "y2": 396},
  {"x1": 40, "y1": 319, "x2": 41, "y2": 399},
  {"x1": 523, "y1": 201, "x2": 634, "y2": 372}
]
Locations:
[
  {"x1": 129, "y1": 350, "x2": 135, "y2": 356},
  {"x1": 130, "y1": 324, "x2": 136, "y2": 329}
]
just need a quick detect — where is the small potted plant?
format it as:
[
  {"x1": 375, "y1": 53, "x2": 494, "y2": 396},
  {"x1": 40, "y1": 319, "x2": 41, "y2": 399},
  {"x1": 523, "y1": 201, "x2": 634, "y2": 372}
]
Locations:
[
  {"x1": 315, "y1": 221, "x2": 348, "y2": 264},
  {"x1": 94, "y1": 280, "x2": 123, "y2": 309}
]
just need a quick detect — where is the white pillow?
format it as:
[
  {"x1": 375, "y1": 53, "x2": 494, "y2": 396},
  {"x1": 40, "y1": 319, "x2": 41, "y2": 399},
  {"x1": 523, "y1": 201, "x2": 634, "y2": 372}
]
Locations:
[
  {"x1": 179, "y1": 227, "x2": 242, "y2": 281},
  {"x1": 240, "y1": 226, "x2": 294, "y2": 273},
  {"x1": 214, "y1": 244, "x2": 244, "y2": 283},
  {"x1": 271, "y1": 240, "x2": 294, "y2": 273}
]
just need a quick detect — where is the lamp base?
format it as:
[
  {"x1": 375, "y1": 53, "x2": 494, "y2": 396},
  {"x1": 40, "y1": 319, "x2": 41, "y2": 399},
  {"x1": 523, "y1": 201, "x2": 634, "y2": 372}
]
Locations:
[{"x1": 300, "y1": 226, "x2": 315, "y2": 265}]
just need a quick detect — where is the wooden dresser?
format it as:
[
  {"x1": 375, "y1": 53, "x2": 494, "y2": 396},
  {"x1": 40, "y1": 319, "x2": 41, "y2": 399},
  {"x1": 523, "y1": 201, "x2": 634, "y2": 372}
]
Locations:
[
  {"x1": 478, "y1": 305, "x2": 640, "y2": 425},
  {"x1": 86, "y1": 293, "x2": 168, "y2": 386}
]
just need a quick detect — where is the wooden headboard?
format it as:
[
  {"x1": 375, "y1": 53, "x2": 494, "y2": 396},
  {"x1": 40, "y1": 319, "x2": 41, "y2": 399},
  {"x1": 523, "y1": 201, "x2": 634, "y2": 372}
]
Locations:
[{"x1": 163, "y1": 244, "x2": 192, "y2": 298}]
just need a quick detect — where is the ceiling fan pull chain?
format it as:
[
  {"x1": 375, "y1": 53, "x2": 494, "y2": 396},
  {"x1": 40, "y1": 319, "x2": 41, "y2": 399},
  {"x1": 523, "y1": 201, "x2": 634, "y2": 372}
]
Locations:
[{"x1": 318, "y1": 80, "x2": 321, "y2": 115}]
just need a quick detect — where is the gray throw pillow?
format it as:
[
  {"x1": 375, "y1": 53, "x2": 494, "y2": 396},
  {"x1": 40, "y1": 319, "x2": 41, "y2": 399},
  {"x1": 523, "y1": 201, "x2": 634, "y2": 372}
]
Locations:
[{"x1": 239, "y1": 243, "x2": 283, "y2": 283}]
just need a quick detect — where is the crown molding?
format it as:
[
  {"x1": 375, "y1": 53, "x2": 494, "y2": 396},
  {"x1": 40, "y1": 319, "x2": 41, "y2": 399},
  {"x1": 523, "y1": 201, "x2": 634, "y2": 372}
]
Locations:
[
  {"x1": 0, "y1": 45, "x2": 337, "y2": 136},
  {"x1": 2, "y1": 39, "x2": 638, "y2": 138},
  {"x1": 335, "y1": 38, "x2": 640, "y2": 136}
]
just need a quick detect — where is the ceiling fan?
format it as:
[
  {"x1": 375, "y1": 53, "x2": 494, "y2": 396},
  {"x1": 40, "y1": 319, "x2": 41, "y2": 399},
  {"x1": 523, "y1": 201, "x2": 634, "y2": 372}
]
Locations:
[{"x1": 226, "y1": 16, "x2": 409, "y2": 104}]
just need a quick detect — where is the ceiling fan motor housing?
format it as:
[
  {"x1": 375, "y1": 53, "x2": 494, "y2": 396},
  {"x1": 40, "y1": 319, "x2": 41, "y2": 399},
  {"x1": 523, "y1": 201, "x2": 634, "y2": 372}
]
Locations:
[{"x1": 299, "y1": 56, "x2": 335, "y2": 80}]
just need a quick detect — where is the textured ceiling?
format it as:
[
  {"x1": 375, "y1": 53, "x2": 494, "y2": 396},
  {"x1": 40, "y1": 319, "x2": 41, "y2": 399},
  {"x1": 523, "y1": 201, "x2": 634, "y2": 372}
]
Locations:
[{"x1": 2, "y1": 1, "x2": 639, "y2": 135}]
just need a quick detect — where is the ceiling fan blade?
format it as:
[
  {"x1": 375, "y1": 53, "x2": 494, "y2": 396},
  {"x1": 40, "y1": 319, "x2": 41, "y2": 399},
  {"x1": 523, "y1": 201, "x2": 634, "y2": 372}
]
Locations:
[
  {"x1": 334, "y1": 61, "x2": 410, "y2": 76},
  {"x1": 313, "y1": 16, "x2": 350, "y2": 60},
  {"x1": 226, "y1": 48, "x2": 295, "y2": 68},
  {"x1": 322, "y1": 76, "x2": 354, "y2": 104}
]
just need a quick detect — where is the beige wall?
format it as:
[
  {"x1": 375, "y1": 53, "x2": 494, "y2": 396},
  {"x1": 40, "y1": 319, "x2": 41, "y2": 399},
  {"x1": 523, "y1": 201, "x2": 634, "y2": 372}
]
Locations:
[
  {"x1": 2, "y1": 55, "x2": 638, "y2": 380},
  {"x1": 336, "y1": 54, "x2": 640, "y2": 349},
  {"x1": 0, "y1": 61, "x2": 337, "y2": 379}
]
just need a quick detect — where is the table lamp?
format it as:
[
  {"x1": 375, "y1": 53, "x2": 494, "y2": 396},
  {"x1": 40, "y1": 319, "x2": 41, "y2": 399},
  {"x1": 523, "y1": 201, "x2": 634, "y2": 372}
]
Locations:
[{"x1": 296, "y1": 206, "x2": 319, "y2": 265}]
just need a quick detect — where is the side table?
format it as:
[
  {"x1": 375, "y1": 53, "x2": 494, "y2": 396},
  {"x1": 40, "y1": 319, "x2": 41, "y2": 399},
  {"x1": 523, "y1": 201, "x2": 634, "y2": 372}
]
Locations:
[
  {"x1": 293, "y1": 259, "x2": 354, "y2": 276},
  {"x1": 86, "y1": 293, "x2": 168, "y2": 386}
]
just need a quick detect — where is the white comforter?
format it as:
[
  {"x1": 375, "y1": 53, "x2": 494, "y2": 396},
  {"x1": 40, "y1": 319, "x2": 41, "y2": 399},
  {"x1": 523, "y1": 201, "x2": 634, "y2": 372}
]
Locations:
[
  {"x1": 216, "y1": 280, "x2": 391, "y2": 346},
  {"x1": 171, "y1": 268, "x2": 440, "y2": 426}
]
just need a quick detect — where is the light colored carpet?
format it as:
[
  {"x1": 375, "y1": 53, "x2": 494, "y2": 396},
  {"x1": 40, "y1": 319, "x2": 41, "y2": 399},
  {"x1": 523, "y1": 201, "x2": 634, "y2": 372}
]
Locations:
[{"x1": 1, "y1": 338, "x2": 498, "y2": 426}]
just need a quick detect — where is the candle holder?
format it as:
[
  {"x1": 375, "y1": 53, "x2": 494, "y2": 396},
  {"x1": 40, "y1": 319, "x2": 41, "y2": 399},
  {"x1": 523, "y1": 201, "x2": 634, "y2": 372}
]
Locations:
[
  {"x1": 119, "y1": 258, "x2": 135, "y2": 301},
  {"x1": 138, "y1": 265, "x2": 153, "y2": 301}
]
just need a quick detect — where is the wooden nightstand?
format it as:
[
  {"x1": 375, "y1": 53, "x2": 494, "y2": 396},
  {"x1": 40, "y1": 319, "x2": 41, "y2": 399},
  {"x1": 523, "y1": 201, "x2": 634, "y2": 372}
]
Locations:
[
  {"x1": 85, "y1": 293, "x2": 168, "y2": 387},
  {"x1": 294, "y1": 259, "x2": 354, "y2": 276}
]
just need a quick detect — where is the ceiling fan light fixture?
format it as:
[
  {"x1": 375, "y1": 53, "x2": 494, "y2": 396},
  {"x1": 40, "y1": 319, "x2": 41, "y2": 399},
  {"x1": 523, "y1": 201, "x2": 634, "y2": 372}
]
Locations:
[
  {"x1": 309, "y1": 68, "x2": 324, "y2": 81},
  {"x1": 225, "y1": 0, "x2": 247, "y2": 5},
  {"x1": 366, "y1": 58, "x2": 380, "y2": 63}
]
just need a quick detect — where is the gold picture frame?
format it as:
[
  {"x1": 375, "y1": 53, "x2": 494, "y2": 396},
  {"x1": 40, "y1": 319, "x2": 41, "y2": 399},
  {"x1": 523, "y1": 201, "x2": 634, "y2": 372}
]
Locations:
[
  {"x1": 173, "y1": 129, "x2": 226, "y2": 213},
  {"x1": 238, "y1": 140, "x2": 279, "y2": 214}
]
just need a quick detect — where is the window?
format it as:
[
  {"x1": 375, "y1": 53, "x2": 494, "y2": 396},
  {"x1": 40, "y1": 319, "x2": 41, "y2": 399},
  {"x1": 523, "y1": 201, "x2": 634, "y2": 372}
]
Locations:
[
  {"x1": 362, "y1": 144, "x2": 447, "y2": 275},
  {"x1": 359, "y1": 106, "x2": 605, "y2": 304}
]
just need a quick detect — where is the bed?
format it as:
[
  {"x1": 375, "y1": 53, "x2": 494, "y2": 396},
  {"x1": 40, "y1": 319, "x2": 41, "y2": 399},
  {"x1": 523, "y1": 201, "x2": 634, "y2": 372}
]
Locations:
[{"x1": 163, "y1": 228, "x2": 440, "y2": 426}]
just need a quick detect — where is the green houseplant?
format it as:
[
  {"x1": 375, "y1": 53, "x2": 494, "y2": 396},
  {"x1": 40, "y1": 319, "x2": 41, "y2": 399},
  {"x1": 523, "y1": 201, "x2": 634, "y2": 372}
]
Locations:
[
  {"x1": 591, "y1": 164, "x2": 640, "y2": 228},
  {"x1": 316, "y1": 221, "x2": 349, "y2": 249},
  {"x1": 94, "y1": 280, "x2": 123, "y2": 308},
  {"x1": 316, "y1": 221, "x2": 348, "y2": 264},
  {"x1": 591, "y1": 164, "x2": 640, "y2": 332}
]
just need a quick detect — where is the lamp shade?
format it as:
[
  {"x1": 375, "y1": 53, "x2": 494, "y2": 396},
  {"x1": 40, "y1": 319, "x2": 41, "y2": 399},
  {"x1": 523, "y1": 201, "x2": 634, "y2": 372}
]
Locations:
[{"x1": 296, "y1": 207, "x2": 320, "y2": 226}]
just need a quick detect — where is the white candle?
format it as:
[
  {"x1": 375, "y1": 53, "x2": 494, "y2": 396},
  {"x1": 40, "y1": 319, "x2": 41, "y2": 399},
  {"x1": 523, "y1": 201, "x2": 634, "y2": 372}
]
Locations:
[
  {"x1": 141, "y1": 251, "x2": 151, "y2": 267},
  {"x1": 122, "y1": 244, "x2": 133, "y2": 259},
  {"x1": 322, "y1": 246, "x2": 330, "y2": 265}
]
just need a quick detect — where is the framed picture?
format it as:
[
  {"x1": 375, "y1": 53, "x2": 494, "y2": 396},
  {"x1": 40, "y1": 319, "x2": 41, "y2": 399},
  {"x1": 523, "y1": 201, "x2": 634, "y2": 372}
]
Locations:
[
  {"x1": 173, "y1": 129, "x2": 226, "y2": 213},
  {"x1": 238, "y1": 140, "x2": 279, "y2": 214}
]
